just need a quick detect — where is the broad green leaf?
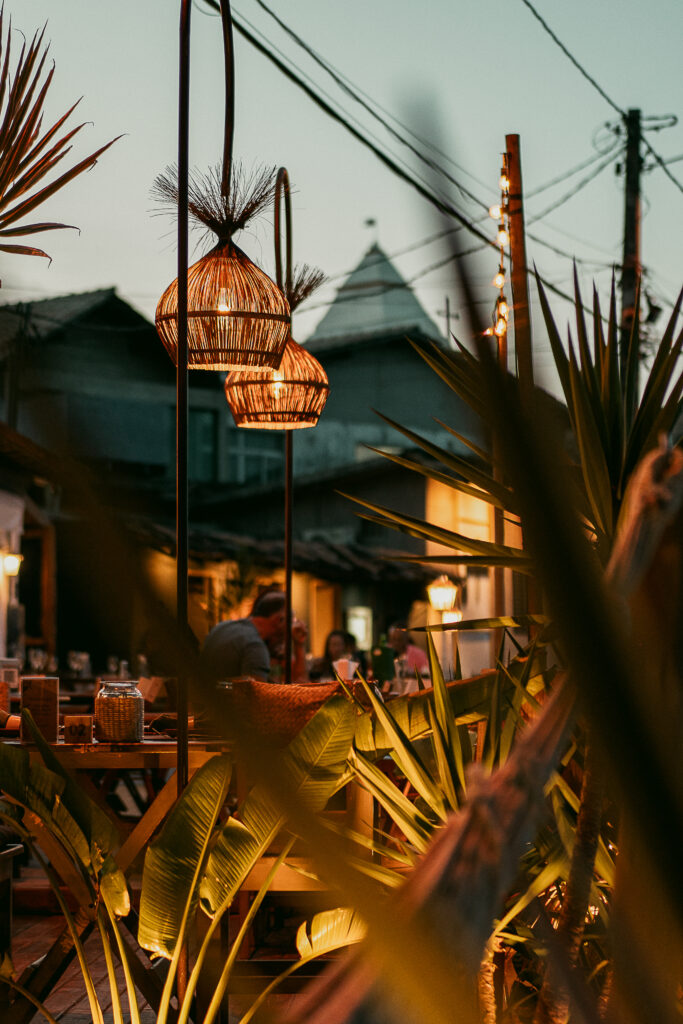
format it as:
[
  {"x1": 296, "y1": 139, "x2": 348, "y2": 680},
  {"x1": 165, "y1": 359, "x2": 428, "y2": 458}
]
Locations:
[
  {"x1": 138, "y1": 754, "x2": 232, "y2": 958},
  {"x1": 296, "y1": 907, "x2": 365, "y2": 958},
  {"x1": 0, "y1": 731, "x2": 92, "y2": 876},
  {"x1": 200, "y1": 696, "x2": 356, "y2": 918},
  {"x1": 22, "y1": 709, "x2": 120, "y2": 876}
]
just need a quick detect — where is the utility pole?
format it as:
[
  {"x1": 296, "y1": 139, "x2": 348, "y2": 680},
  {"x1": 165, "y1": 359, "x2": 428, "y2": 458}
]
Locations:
[
  {"x1": 619, "y1": 108, "x2": 642, "y2": 399},
  {"x1": 505, "y1": 134, "x2": 533, "y2": 396}
]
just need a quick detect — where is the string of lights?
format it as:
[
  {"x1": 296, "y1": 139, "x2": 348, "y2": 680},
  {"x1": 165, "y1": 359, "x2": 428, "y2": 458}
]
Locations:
[{"x1": 483, "y1": 164, "x2": 511, "y2": 344}]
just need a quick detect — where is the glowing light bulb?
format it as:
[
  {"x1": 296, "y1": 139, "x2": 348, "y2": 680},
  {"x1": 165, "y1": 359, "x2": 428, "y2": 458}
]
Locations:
[
  {"x1": 494, "y1": 318, "x2": 507, "y2": 337},
  {"x1": 216, "y1": 288, "x2": 230, "y2": 313},
  {"x1": 493, "y1": 271, "x2": 505, "y2": 289},
  {"x1": 498, "y1": 299, "x2": 509, "y2": 318},
  {"x1": 488, "y1": 204, "x2": 501, "y2": 219},
  {"x1": 3, "y1": 553, "x2": 22, "y2": 576},
  {"x1": 271, "y1": 370, "x2": 284, "y2": 400},
  {"x1": 499, "y1": 174, "x2": 510, "y2": 192},
  {"x1": 483, "y1": 327, "x2": 494, "y2": 336},
  {"x1": 497, "y1": 227, "x2": 509, "y2": 247}
]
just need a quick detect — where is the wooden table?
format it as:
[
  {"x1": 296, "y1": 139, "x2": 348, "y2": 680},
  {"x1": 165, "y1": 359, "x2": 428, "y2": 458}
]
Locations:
[
  {"x1": 7, "y1": 738, "x2": 230, "y2": 1024},
  {"x1": 20, "y1": 738, "x2": 230, "y2": 872}
]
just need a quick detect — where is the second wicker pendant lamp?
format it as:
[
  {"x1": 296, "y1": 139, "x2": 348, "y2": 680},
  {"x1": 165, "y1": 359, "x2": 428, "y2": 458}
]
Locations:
[
  {"x1": 224, "y1": 168, "x2": 329, "y2": 684},
  {"x1": 224, "y1": 169, "x2": 329, "y2": 426}
]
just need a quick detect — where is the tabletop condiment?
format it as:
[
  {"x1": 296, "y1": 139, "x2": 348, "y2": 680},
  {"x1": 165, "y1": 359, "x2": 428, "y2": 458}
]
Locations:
[{"x1": 94, "y1": 680, "x2": 144, "y2": 743}]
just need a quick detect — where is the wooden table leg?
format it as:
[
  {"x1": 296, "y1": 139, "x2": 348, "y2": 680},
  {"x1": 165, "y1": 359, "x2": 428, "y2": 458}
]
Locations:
[{"x1": 115, "y1": 770, "x2": 179, "y2": 873}]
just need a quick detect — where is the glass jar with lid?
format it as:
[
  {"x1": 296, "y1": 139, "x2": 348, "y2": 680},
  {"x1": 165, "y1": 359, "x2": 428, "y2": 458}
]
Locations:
[{"x1": 94, "y1": 680, "x2": 144, "y2": 743}]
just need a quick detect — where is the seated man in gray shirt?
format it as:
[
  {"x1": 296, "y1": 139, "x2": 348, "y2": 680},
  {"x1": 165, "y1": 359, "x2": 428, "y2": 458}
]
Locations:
[{"x1": 200, "y1": 590, "x2": 308, "y2": 683}]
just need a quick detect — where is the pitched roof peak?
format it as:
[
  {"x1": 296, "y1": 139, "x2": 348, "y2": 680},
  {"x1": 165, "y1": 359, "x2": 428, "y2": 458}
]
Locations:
[{"x1": 306, "y1": 243, "x2": 444, "y2": 352}]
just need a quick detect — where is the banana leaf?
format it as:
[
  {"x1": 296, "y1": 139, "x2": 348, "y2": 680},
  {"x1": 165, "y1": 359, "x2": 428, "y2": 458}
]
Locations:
[
  {"x1": 199, "y1": 695, "x2": 356, "y2": 918},
  {"x1": 0, "y1": 736, "x2": 94, "y2": 886},
  {"x1": 296, "y1": 907, "x2": 366, "y2": 957},
  {"x1": 21, "y1": 710, "x2": 122, "y2": 878},
  {"x1": 237, "y1": 908, "x2": 367, "y2": 1024},
  {"x1": 137, "y1": 754, "x2": 232, "y2": 958}
]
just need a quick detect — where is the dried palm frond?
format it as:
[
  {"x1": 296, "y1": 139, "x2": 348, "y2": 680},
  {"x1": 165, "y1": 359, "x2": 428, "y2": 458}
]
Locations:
[
  {"x1": 151, "y1": 161, "x2": 277, "y2": 245},
  {"x1": 288, "y1": 263, "x2": 326, "y2": 311},
  {"x1": 0, "y1": 12, "x2": 118, "y2": 262}
]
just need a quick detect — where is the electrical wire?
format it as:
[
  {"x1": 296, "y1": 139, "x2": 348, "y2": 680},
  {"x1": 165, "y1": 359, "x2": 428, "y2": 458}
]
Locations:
[
  {"x1": 526, "y1": 141, "x2": 620, "y2": 198},
  {"x1": 230, "y1": 13, "x2": 498, "y2": 250},
  {"x1": 517, "y1": 0, "x2": 683, "y2": 197},
  {"x1": 245, "y1": 0, "x2": 493, "y2": 211},
  {"x1": 528, "y1": 147, "x2": 622, "y2": 224},
  {"x1": 236, "y1": 1, "x2": 636, "y2": 281}
]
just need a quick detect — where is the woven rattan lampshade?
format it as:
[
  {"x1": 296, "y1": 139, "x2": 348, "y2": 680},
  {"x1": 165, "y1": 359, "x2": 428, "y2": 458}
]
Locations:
[
  {"x1": 155, "y1": 240, "x2": 290, "y2": 370},
  {"x1": 224, "y1": 337, "x2": 329, "y2": 429}
]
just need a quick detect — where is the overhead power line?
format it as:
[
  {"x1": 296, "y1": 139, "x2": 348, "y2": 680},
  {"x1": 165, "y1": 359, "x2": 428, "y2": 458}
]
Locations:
[
  {"x1": 246, "y1": 0, "x2": 491, "y2": 213},
  {"x1": 528, "y1": 146, "x2": 622, "y2": 224},
  {"x1": 230, "y1": 13, "x2": 497, "y2": 250},
  {"x1": 517, "y1": 0, "x2": 683, "y2": 197}
]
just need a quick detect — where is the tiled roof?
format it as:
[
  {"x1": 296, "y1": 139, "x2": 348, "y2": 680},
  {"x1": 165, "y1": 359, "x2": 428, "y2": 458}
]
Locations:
[
  {"x1": 126, "y1": 516, "x2": 432, "y2": 585},
  {"x1": 305, "y1": 243, "x2": 444, "y2": 353},
  {"x1": 0, "y1": 288, "x2": 117, "y2": 348}
]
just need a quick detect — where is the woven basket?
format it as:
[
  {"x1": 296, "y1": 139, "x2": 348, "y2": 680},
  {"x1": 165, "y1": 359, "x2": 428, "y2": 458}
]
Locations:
[
  {"x1": 94, "y1": 682, "x2": 144, "y2": 743},
  {"x1": 228, "y1": 678, "x2": 342, "y2": 745},
  {"x1": 225, "y1": 337, "x2": 329, "y2": 429},
  {"x1": 156, "y1": 240, "x2": 290, "y2": 370}
]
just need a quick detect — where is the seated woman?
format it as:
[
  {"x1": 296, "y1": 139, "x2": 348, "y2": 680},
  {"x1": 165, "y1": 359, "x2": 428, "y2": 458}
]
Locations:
[{"x1": 309, "y1": 630, "x2": 366, "y2": 682}]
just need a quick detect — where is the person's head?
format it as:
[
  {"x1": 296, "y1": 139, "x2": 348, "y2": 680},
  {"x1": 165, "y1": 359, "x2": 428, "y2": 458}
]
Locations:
[
  {"x1": 388, "y1": 621, "x2": 409, "y2": 654},
  {"x1": 325, "y1": 630, "x2": 351, "y2": 663},
  {"x1": 250, "y1": 590, "x2": 287, "y2": 651}
]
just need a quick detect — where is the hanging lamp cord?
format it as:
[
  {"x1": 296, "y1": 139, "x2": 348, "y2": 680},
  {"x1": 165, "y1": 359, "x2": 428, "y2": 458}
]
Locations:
[
  {"x1": 219, "y1": 0, "x2": 235, "y2": 201},
  {"x1": 274, "y1": 167, "x2": 293, "y2": 296}
]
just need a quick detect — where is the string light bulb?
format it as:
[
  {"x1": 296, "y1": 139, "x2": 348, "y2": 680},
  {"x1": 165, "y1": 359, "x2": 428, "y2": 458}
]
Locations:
[
  {"x1": 497, "y1": 298, "x2": 509, "y2": 319},
  {"x1": 497, "y1": 226, "x2": 509, "y2": 247},
  {"x1": 488, "y1": 204, "x2": 501, "y2": 219},
  {"x1": 494, "y1": 318, "x2": 507, "y2": 337},
  {"x1": 499, "y1": 174, "x2": 510, "y2": 192},
  {"x1": 493, "y1": 269, "x2": 505, "y2": 289}
]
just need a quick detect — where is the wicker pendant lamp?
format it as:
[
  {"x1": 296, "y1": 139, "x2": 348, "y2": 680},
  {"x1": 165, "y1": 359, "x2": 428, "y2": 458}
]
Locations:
[
  {"x1": 224, "y1": 168, "x2": 329, "y2": 684},
  {"x1": 155, "y1": 227, "x2": 290, "y2": 370},
  {"x1": 154, "y1": 0, "x2": 289, "y2": 371},
  {"x1": 224, "y1": 170, "x2": 329, "y2": 426},
  {"x1": 224, "y1": 275, "x2": 329, "y2": 427}
]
